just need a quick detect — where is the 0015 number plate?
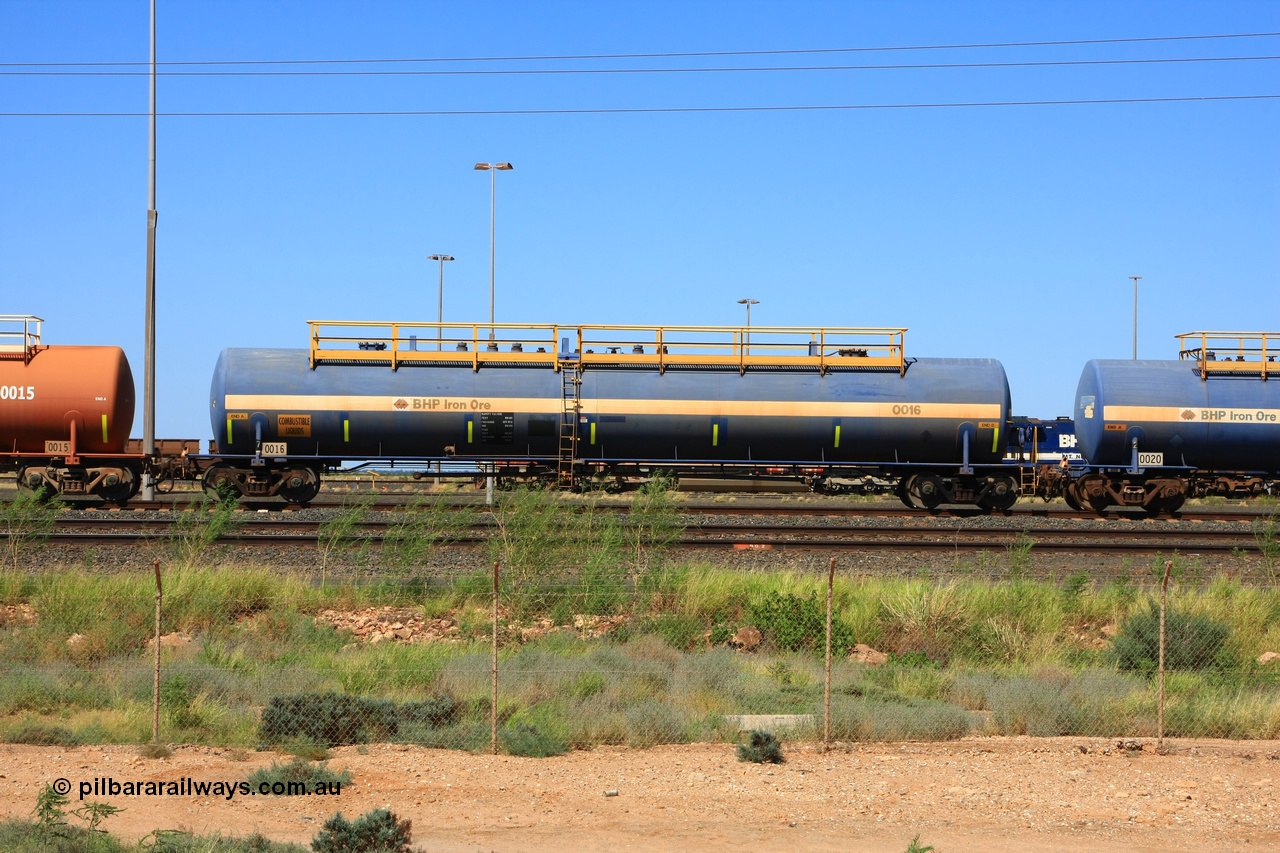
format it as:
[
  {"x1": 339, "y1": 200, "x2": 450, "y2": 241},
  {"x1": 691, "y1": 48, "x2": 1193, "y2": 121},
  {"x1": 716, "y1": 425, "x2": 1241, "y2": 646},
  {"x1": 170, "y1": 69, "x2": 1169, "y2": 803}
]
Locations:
[
  {"x1": 44, "y1": 440, "x2": 71, "y2": 454},
  {"x1": 260, "y1": 442, "x2": 288, "y2": 457}
]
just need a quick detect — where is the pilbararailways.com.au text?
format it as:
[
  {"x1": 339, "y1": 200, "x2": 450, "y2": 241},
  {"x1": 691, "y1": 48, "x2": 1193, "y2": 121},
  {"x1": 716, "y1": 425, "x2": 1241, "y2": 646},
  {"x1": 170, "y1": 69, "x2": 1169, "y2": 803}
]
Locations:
[{"x1": 52, "y1": 777, "x2": 344, "y2": 802}]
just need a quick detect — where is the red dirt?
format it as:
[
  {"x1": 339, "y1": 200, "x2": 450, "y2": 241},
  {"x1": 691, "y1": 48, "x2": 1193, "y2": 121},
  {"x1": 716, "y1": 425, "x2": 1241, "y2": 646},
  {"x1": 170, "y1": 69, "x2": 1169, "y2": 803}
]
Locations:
[{"x1": 1, "y1": 737, "x2": 1276, "y2": 852}]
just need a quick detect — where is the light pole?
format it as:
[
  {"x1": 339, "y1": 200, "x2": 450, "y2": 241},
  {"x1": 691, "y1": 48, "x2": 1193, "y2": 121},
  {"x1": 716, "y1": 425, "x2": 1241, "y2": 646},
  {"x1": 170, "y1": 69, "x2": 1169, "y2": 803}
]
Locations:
[
  {"x1": 474, "y1": 162, "x2": 513, "y2": 340},
  {"x1": 737, "y1": 298, "x2": 759, "y2": 354},
  {"x1": 142, "y1": 0, "x2": 157, "y2": 500},
  {"x1": 427, "y1": 254, "x2": 454, "y2": 351},
  {"x1": 1129, "y1": 276, "x2": 1142, "y2": 359}
]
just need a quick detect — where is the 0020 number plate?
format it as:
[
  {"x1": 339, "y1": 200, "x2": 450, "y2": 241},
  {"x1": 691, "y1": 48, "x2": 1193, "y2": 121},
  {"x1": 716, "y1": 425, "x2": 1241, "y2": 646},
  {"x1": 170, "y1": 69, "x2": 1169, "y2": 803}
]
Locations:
[{"x1": 1138, "y1": 452, "x2": 1164, "y2": 467}]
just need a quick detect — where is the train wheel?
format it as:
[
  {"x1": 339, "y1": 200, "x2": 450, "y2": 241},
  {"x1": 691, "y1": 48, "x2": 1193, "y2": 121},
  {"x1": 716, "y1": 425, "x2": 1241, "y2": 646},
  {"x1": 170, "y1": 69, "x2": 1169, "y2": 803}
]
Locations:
[
  {"x1": 202, "y1": 464, "x2": 242, "y2": 500},
  {"x1": 15, "y1": 468, "x2": 56, "y2": 500},
  {"x1": 279, "y1": 468, "x2": 320, "y2": 504},
  {"x1": 977, "y1": 476, "x2": 1019, "y2": 512},
  {"x1": 904, "y1": 474, "x2": 945, "y2": 510},
  {"x1": 895, "y1": 477, "x2": 914, "y2": 509},
  {"x1": 1073, "y1": 474, "x2": 1111, "y2": 514},
  {"x1": 1063, "y1": 482, "x2": 1083, "y2": 511},
  {"x1": 98, "y1": 471, "x2": 140, "y2": 504},
  {"x1": 1145, "y1": 492, "x2": 1186, "y2": 517}
]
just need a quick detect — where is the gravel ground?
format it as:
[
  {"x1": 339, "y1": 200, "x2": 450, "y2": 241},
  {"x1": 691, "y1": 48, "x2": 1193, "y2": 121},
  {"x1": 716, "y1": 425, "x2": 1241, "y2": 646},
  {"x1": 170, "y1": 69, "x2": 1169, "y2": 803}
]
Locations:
[{"x1": 0, "y1": 738, "x2": 1276, "y2": 852}]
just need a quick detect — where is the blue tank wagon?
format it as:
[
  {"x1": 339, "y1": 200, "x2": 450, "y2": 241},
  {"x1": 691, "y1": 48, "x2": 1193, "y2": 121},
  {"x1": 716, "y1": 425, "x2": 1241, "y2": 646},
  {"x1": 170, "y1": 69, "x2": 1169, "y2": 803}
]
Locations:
[
  {"x1": 1071, "y1": 331, "x2": 1279, "y2": 512},
  {"x1": 206, "y1": 322, "x2": 1016, "y2": 508}
]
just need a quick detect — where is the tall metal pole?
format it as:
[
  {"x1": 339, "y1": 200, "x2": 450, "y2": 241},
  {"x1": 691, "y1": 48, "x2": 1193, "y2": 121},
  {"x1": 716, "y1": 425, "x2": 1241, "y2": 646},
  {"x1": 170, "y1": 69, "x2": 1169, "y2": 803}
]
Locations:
[
  {"x1": 142, "y1": 0, "x2": 158, "y2": 500},
  {"x1": 474, "y1": 163, "x2": 511, "y2": 505},
  {"x1": 427, "y1": 254, "x2": 454, "y2": 351},
  {"x1": 474, "y1": 162, "x2": 512, "y2": 342},
  {"x1": 738, "y1": 298, "x2": 759, "y2": 354},
  {"x1": 488, "y1": 166, "x2": 495, "y2": 336},
  {"x1": 1130, "y1": 276, "x2": 1142, "y2": 359}
]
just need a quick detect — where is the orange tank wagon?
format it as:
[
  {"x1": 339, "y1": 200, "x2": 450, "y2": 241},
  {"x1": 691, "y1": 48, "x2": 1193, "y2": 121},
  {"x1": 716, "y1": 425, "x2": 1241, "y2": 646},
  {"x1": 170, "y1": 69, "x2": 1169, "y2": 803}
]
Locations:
[{"x1": 0, "y1": 316, "x2": 140, "y2": 500}]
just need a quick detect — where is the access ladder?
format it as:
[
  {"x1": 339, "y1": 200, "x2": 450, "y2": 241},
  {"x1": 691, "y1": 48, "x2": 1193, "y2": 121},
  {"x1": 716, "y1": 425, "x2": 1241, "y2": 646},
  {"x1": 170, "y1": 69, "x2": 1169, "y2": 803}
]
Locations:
[{"x1": 558, "y1": 362, "x2": 581, "y2": 486}]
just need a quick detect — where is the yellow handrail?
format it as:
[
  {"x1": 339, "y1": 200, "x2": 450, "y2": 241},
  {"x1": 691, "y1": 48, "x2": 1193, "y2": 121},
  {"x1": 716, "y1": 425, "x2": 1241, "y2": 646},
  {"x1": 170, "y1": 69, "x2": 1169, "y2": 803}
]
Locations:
[
  {"x1": 1176, "y1": 331, "x2": 1276, "y2": 381},
  {"x1": 306, "y1": 320, "x2": 909, "y2": 374}
]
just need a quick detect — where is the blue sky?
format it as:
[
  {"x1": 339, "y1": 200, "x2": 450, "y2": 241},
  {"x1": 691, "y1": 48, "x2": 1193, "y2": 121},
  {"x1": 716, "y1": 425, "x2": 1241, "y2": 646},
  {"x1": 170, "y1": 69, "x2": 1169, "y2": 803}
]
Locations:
[{"x1": 3, "y1": 1, "x2": 1277, "y2": 441}]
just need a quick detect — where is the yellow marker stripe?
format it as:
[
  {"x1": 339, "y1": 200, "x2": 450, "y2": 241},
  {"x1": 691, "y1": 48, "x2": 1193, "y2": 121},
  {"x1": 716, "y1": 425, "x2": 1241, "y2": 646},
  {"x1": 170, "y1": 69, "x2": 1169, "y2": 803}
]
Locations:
[
  {"x1": 590, "y1": 422, "x2": 596, "y2": 445},
  {"x1": 712, "y1": 422, "x2": 719, "y2": 447},
  {"x1": 226, "y1": 418, "x2": 233, "y2": 444},
  {"x1": 1106, "y1": 405, "x2": 1280, "y2": 424},
  {"x1": 343, "y1": 419, "x2": 350, "y2": 442},
  {"x1": 834, "y1": 424, "x2": 841, "y2": 448},
  {"x1": 101, "y1": 415, "x2": 109, "y2": 444},
  {"x1": 991, "y1": 426, "x2": 1000, "y2": 453},
  {"x1": 225, "y1": 393, "x2": 1003, "y2": 421},
  {"x1": 467, "y1": 421, "x2": 474, "y2": 443}
]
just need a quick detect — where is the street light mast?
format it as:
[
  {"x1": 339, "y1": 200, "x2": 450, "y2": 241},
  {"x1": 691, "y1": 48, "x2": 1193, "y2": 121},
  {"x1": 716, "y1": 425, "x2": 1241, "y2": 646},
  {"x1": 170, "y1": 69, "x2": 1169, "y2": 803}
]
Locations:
[
  {"x1": 474, "y1": 162, "x2": 513, "y2": 340},
  {"x1": 737, "y1": 298, "x2": 760, "y2": 354},
  {"x1": 427, "y1": 254, "x2": 454, "y2": 351},
  {"x1": 1130, "y1": 276, "x2": 1142, "y2": 359}
]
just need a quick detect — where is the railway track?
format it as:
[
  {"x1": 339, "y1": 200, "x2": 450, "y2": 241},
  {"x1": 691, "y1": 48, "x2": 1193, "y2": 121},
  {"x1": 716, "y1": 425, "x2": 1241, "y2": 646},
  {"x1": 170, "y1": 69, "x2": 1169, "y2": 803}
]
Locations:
[
  {"x1": 33, "y1": 514, "x2": 1270, "y2": 555},
  {"x1": 47, "y1": 495, "x2": 1278, "y2": 526}
]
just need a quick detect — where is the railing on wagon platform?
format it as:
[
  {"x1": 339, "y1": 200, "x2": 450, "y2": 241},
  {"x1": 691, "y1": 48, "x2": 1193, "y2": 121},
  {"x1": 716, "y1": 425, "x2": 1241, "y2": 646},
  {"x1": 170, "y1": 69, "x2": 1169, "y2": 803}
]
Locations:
[
  {"x1": 1177, "y1": 331, "x2": 1276, "y2": 381},
  {"x1": 0, "y1": 315, "x2": 44, "y2": 364},
  {"x1": 307, "y1": 321, "x2": 908, "y2": 375}
]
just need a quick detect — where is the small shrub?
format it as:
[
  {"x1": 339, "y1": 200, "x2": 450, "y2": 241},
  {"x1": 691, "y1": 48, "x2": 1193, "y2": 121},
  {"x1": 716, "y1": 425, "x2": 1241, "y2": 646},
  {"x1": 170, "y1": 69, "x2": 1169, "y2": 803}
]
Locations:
[
  {"x1": 1110, "y1": 602, "x2": 1233, "y2": 672},
  {"x1": 283, "y1": 741, "x2": 330, "y2": 762},
  {"x1": 69, "y1": 801, "x2": 121, "y2": 834},
  {"x1": 829, "y1": 691, "x2": 975, "y2": 742},
  {"x1": 401, "y1": 693, "x2": 460, "y2": 727},
  {"x1": 259, "y1": 692, "x2": 458, "y2": 747},
  {"x1": 749, "y1": 592, "x2": 855, "y2": 655},
  {"x1": 623, "y1": 698, "x2": 690, "y2": 747},
  {"x1": 500, "y1": 721, "x2": 568, "y2": 758},
  {"x1": 247, "y1": 760, "x2": 352, "y2": 794},
  {"x1": 736, "y1": 729, "x2": 784, "y2": 764},
  {"x1": 138, "y1": 742, "x2": 172, "y2": 759},
  {"x1": 640, "y1": 613, "x2": 706, "y2": 650},
  {"x1": 311, "y1": 808, "x2": 412, "y2": 853},
  {"x1": 32, "y1": 782, "x2": 67, "y2": 828},
  {"x1": 1061, "y1": 571, "x2": 1092, "y2": 608},
  {"x1": 985, "y1": 678, "x2": 1078, "y2": 736},
  {"x1": 5, "y1": 723, "x2": 81, "y2": 746}
]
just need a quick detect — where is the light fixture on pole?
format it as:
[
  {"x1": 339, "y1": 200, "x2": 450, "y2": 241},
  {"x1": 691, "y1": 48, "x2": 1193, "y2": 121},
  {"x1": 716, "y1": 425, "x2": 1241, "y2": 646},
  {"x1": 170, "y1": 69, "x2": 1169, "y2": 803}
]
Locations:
[
  {"x1": 474, "y1": 162, "x2": 513, "y2": 341},
  {"x1": 737, "y1": 298, "x2": 759, "y2": 354},
  {"x1": 427, "y1": 254, "x2": 454, "y2": 351},
  {"x1": 1129, "y1": 276, "x2": 1142, "y2": 359}
]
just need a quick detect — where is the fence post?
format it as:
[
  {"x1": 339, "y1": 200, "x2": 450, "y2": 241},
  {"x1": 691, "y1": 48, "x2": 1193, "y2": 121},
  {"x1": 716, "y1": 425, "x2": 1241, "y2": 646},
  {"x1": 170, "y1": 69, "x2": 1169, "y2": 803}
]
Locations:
[
  {"x1": 823, "y1": 557, "x2": 834, "y2": 753},
  {"x1": 1158, "y1": 558, "x2": 1172, "y2": 751},
  {"x1": 492, "y1": 560, "x2": 499, "y2": 755},
  {"x1": 152, "y1": 558, "x2": 162, "y2": 747}
]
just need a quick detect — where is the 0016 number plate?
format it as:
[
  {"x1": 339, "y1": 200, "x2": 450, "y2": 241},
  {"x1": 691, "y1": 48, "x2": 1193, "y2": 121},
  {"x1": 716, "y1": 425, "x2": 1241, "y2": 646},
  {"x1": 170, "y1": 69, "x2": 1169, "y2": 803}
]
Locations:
[{"x1": 261, "y1": 442, "x2": 288, "y2": 457}]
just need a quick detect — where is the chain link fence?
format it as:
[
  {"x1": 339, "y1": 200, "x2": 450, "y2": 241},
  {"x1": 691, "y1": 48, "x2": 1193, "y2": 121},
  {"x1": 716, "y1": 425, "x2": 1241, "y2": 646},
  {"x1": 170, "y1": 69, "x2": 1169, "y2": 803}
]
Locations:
[{"x1": 1, "y1": 489, "x2": 1279, "y2": 755}]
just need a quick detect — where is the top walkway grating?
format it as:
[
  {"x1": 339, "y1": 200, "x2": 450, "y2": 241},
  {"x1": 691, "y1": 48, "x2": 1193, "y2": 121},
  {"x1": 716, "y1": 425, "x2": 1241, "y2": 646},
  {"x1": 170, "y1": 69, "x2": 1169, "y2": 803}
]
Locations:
[
  {"x1": 1177, "y1": 331, "x2": 1276, "y2": 380},
  {"x1": 308, "y1": 321, "x2": 908, "y2": 375}
]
